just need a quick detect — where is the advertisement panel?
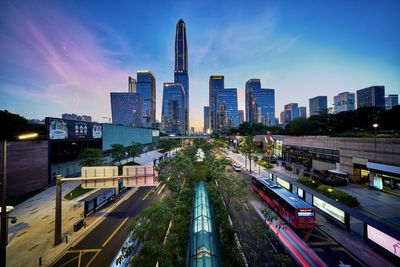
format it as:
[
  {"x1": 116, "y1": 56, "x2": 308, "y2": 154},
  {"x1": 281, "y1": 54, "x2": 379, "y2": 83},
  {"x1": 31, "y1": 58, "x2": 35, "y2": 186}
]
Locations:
[
  {"x1": 313, "y1": 196, "x2": 345, "y2": 223},
  {"x1": 367, "y1": 225, "x2": 400, "y2": 258},
  {"x1": 47, "y1": 117, "x2": 102, "y2": 140},
  {"x1": 277, "y1": 177, "x2": 290, "y2": 190}
]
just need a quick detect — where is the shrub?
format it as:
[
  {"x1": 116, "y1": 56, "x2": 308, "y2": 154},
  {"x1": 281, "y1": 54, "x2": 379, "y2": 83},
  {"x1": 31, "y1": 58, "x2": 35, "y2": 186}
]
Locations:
[
  {"x1": 317, "y1": 185, "x2": 359, "y2": 207},
  {"x1": 258, "y1": 160, "x2": 273, "y2": 169},
  {"x1": 297, "y1": 177, "x2": 321, "y2": 190}
]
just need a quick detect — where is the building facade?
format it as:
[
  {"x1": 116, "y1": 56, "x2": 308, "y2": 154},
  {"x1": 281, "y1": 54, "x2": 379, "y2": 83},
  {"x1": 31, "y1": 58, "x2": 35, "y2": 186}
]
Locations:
[
  {"x1": 110, "y1": 92, "x2": 143, "y2": 127},
  {"x1": 238, "y1": 110, "x2": 244, "y2": 125},
  {"x1": 128, "y1": 76, "x2": 137, "y2": 93},
  {"x1": 334, "y1": 92, "x2": 355, "y2": 113},
  {"x1": 203, "y1": 106, "x2": 210, "y2": 133},
  {"x1": 161, "y1": 83, "x2": 185, "y2": 135},
  {"x1": 245, "y1": 79, "x2": 275, "y2": 126},
  {"x1": 299, "y1": 106, "x2": 307, "y2": 118},
  {"x1": 216, "y1": 88, "x2": 239, "y2": 133},
  {"x1": 356, "y1": 86, "x2": 385, "y2": 109},
  {"x1": 209, "y1": 76, "x2": 224, "y2": 132},
  {"x1": 284, "y1": 103, "x2": 299, "y2": 122},
  {"x1": 137, "y1": 70, "x2": 156, "y2": 128},
  {"x1": 309, "y1": 96, "x2": 328, "y2": 116},
  {"x1": 385, "y1": 94, "x2": 398, "y2": 110},
  {"x1": 174, "y1": 19, "x2": 189, "y2": 134}
]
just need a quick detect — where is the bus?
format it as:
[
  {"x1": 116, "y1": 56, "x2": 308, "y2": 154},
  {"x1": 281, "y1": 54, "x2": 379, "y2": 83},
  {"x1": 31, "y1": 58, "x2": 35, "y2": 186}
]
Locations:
[{"x1": 251, "y1": 176, "x2": 316, "y2": 229}]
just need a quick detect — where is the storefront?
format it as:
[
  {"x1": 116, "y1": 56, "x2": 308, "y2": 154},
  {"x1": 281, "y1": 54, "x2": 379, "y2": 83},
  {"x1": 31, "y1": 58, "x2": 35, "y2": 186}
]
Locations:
[{"x1": 367, "y1": 161, "x2": 400, "y2": 196}]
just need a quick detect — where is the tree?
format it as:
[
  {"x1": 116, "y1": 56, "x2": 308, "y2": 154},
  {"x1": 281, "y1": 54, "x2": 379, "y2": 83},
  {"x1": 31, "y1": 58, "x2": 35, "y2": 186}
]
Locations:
[
  {"x1": 111, "y1": 143, "x2": 126, "y2": 165},
  {"x1": 218, "y1": 171, "x2": 247, "y2": 211},
  {"x1": 127, "y1": 141, "x2": 141, "y2": 163},
  {"x1": 240, "y1": 135, "x2": 257, "y2": 172},
  {"x1": 79, "y1": 148, "x2": 104, "y2": 166}
]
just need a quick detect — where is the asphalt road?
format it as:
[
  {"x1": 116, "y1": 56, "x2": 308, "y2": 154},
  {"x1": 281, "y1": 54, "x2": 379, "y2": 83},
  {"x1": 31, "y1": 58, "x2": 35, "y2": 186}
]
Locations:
[
  {"x1": 232, "y1": 165, "x2": 366, "y2": 267},
  {"x1": 50, "y1": 187, "x2": 155, "y2": 267}
]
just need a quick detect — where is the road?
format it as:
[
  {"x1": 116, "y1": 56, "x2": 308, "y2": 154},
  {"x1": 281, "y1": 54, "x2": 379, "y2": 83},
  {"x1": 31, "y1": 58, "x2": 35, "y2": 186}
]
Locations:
[{"x1": 50, "y1": 187, "x2": 156, "y2": 267}]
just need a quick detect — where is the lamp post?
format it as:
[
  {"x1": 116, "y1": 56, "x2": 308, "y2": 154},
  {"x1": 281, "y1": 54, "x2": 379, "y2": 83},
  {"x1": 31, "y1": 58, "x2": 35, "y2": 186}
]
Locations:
[
  {"x1": 372, "y1": 123, "x2": 379, "y2": 136},
  {"x1": 1, "y1": 133, "x2": 38, "y2": 266}
]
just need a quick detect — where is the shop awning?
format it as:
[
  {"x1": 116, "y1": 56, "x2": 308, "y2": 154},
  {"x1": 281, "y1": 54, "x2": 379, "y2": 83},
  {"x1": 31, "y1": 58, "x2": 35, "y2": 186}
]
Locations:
[{"x1": 367, "y1": 162, "x2": 400, "y2": 176}]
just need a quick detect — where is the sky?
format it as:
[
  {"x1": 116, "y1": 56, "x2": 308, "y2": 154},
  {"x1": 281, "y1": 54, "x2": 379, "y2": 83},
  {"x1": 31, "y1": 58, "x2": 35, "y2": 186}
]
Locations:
[{"x1": 1, "y1": 0, "x2": 399, "y2": 131}]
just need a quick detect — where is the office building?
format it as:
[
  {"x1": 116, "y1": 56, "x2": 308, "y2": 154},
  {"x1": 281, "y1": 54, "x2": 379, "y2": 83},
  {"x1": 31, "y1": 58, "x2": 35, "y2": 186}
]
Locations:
[
  {"x1": 137, "y1": 70, "x2": 156, "y2": 128},
  {"x1": 174, "y1": 19, "x2": 189, "y2": 134},
  {"x1": 309, "y1": 96, "x2": 328, "y2": 116},
  {"x1": 209, "y1": 76, "x2": 224, "y2": 132},
  {"x1": 216, "y1": 88, "x2": 239, "y2": 133},
  {"x1": 128, "y1": 76, "x2": 137, "y2": 93},
  {"x1": 161, "y1": 83, "x2": 185, "y2": 135},
  {"x1": 299, "y1": 106, "x2": 307, "y2": 118},
  {"x1": 245, "y1": 79, "x2": 275, "y2": 126},
  {"x1": 203, "y1": 106, "x2": 210, "y2": 133},
  {"x1": 333, "y1": 92, "x2": 355, "y2": 113},
  {"x1": 238, "y1": 110, "x2": 244, "y2": 125},
  {"x1": 356, "y1": 86, "x2": 385, "y2": 109},
  {"x1": 284, "y1": 103, "x2": 299, "y2": 121},
  {"x1": 280, "y1": 110, "x2": 291, "y2": 124},
  {"x1": 110, "y1": 92, "x2": 143, "y2": 127},
  {"x1": 385, "y1": 94, "x2": 398, "y2": 110}
]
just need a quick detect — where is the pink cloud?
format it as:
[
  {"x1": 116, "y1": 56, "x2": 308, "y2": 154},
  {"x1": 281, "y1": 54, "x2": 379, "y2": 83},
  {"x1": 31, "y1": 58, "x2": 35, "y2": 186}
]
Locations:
[{"x1": 0, "y1": 1, "x2": 130, "y2": 121}]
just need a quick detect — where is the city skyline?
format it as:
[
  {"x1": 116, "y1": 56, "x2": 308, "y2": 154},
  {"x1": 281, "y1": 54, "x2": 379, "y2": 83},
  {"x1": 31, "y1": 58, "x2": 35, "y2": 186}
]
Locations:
[{"x1": 1, "y1": 0, "x2": 400, "y2": 131}]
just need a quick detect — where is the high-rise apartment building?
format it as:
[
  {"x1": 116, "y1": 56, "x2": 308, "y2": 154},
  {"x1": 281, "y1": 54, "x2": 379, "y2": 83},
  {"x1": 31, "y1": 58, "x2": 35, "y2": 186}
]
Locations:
[
  {"x1": 333, "y1": 92, "x2": 355, "y2": 113},
  {"x1": 356, "y1": 86, "x2": 385, "y2": 109},
  {"x1": 136, "y1": 70, "x2": 156, "y2": 128},
  {"x1": 309, "y1": 96, "x2": 328, "y2": 116},
  {"x1": 161, "y1": 83, "x2": 185, "y2": 135},
  {"x1": 299, "y1": 106, "x2": 307, "y2": 118},
  {"x1": 174, "y1": 19, "x2": 189, "y2": 134},
  {"x1": 216, "y1": 88, "x2": 239, "y2": 133},
  {"x1": 203, "y1": 106, "x2": 210, "y2": 133},
  {"x1": 110, "y1": 92, "x2": 143, "y2": 127},
  {"x1": 385, "y1": 94, "x2": 398, "y2": 110},
  {"x1": 245, "y1": 79, "x2": 275, "y2": 125},
  {"x1": 128, "y1": 76, "x2": 137, "y2": 93},
  {"x1": 209, "y1": 76, "x2": 224, "y2": 132},
  {"x1": 238, "y1": 110, "x2": 244, "y2": 125}
]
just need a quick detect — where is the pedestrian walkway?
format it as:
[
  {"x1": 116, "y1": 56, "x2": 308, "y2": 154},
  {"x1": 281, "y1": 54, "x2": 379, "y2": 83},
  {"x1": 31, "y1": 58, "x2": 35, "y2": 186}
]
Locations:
[
  {"x1": 6, "y1": 149, "x2": 166, "y2": 266},
  {"x1": 223, "y1": 148, "x2": 398, "y2": 266}
]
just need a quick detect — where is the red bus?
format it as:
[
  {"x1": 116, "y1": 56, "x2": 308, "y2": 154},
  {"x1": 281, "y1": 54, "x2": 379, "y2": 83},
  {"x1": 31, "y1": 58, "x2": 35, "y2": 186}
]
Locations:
[{"x1": 252, "y1": 176, "x2": 316, "y2": 229}]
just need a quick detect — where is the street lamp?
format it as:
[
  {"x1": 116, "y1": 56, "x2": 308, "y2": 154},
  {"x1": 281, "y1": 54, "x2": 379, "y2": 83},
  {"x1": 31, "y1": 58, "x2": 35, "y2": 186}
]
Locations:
[
  {"x1": 372, "y1": 123, "x2": 379, "y2": 136},
  {"x1": 1, "y1": 133, "x2": 38, "y2": 266}
]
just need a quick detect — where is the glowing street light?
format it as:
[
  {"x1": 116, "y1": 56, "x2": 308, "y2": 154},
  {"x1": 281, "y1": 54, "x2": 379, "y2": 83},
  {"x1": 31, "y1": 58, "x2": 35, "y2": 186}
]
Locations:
[
  {"x1": 372, "y1": 123, "x2": 379, "y2": 136},
  {"x1": 18, "y1": 133, "x2": 39, "y2": 140}
]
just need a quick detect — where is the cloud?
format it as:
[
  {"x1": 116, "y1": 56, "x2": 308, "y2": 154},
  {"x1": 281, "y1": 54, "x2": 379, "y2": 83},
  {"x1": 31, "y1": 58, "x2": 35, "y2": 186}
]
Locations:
[{"x1": 0, "y1": 1, "x2": 130, "y2": 121}]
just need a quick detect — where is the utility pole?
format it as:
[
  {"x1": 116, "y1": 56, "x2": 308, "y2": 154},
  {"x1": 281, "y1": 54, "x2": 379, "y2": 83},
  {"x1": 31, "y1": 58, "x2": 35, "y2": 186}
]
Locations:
[
  {"x1": 1, "y1": 140, "x2": 7, "y2": 267},
  {"x1": 54, "y1": 175, "x2": 62, "y2": 246}
]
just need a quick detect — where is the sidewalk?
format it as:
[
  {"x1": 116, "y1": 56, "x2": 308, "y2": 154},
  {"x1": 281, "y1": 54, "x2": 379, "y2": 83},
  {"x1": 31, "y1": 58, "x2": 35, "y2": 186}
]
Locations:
[
  {"x1": 6, "y1": 149, "x2": 164, "y2": 266},
  {"x1": 223, "y1": 148, "x2": 397, "y2": 267}
]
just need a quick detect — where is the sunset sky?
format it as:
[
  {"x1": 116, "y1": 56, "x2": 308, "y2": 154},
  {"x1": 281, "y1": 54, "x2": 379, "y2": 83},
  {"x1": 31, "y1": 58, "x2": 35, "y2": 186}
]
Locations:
[{"x1": 1, "y1": 0, "x2": 399, "y2": 131}]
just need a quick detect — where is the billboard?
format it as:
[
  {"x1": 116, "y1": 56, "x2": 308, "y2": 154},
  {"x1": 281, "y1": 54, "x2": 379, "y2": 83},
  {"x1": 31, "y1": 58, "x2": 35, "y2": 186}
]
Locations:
[
  {"x1": 81, "y1": 166, "x2": 119, "y2": 189},
  {"x1": 277, "y1": 177, "x2": 290, "y2": 190},
  {"x1": 47, "y1": 117, "x2": 102, "y2": 140},
  {"x1": 122, "y1": 165, "x2": 158, "y2": 187},
  {"x1": 313, "y1": 196, "x2": 345, "y2": 223},
  {"x1": 367, "y1": 225, "x2": 400, "y2": 258}
]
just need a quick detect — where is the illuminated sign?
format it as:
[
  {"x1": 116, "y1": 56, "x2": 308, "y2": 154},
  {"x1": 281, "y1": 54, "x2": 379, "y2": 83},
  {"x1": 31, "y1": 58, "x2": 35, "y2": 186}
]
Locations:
[
  {"x1": 313, "y1": 196, "x2": 345, "y2": 223},
  {"x1": 373, "y1": 176, "x2": 383, "y2": 190},
  {"x1": 152, "y1": 130, "x2": 160, "y2": 137},
  {"x1": 298, "y1": 188, "x2": 304, "y2": 198},
  {"x1": 47, "y1": 117, "x2": 102, "y2": 140},
  {"x1": 297, "y1": 209, "x2": 314, "y2": 217},
  {"x1": 277, "y1": 177, "x2": 290, "y2": 190},
  {"x1": 367, "y1": 225, "x2": 400, "y2": 258}
]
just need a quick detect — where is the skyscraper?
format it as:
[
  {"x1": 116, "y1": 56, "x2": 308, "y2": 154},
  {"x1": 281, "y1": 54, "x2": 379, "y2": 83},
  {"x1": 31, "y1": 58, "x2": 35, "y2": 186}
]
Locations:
[
  {"x1": 309, "y1": 96, "x2": 328, "y2": 116},
  {"x1": 333, "y1": 92, "x2": 355, "y2": 113},
  {"x1": 110, "y1": 92, "x2": 143, "y2": 127},
  {"x1": 216, "y1": 88, "x2": 239, "y2": 133},
  {"x1": 174, "y1": 19, "x2": 189, "y2": 134},
  {"x1": 385, "y1": 94, "x2": 398, "y2": 110},
  {"x1": 209, "y1": 76, "x2": 224, "y2": 132},
  {"x1": 161, "y1": 83, "x2": 185, "y2": 135},
  {"x1": 128, "y1": 76, "x2": 137, "y2": 93},
  {"x1": 299, "y1": 106, "x2": 307, "y2": 118},
  {"x1": 245, "y1": 79, "x2": 275, "y2": 125},
  {"x1": 238, "y1": 110, "x2": 244, "y2": 125},
  {"x1": 356, "y1": 86, "x2": 385, "y2": 109},
  {"x1": 137, "y1": 70, "x2": 156, "y2": 128},
  {"x1": 284, "y1": 103, "x2": 299, "y2": 121},
  {"x1": 203, "y1": 106, "x2": 210, "y2": 133}
]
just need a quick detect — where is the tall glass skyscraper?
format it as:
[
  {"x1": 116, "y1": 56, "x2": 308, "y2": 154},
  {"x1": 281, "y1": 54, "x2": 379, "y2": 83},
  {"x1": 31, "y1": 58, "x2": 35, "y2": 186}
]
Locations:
[
  {"x1": 136, "y1": 70, "x2": 156, "y2": 128},
  {"x1": 161, "y1": 83, "x2": 185, "y2": 135},
  {"x1": 333, "y1": 92, "x2": 355, "y2": 113},
  {"x1": 203, "y1": 106, "x2": 210, "y2": 133},
  {"x1": 356, "y1": 86, "x2": 385, "y2": 109},
  {"x1": 245, "y1": 79, "x2": 275, "y2": 126},
  {"x1": 309, "y1": 96, "x2": 328, "y2": 116},
  {"x1": 110, "y1": 92, "x2": 143, "y2": 127},
  {"x1": 216, "y1": 88, "x2": 239, "y2": 133},
  {"x1": 209, "y1": 75, "x2": 224, "y2": 132},
  {"x1": 174, "y1": 19, "x2": 189, "y2": 134}
]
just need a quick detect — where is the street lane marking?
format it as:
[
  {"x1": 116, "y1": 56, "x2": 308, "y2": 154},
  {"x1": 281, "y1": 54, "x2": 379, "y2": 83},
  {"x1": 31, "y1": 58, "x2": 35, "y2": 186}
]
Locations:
[
  {"x1": 158, "y1": 184, "x2": 166, "y2": 195},
  {"x1": 102, "y1": 217, "x2": 129, "y2": 247},
  {"x1": 142, "y1": 188, "x2": 154, "y2": 200},
  {"x1": 244, "y1": 203, "x2": 250, "y2": 210},
  {"x1": 85, "y1": 250, "x2": 101, "y2": 267},
  {"x1": 303, "y1": 229, "x2": 313, "y2": 242}
]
